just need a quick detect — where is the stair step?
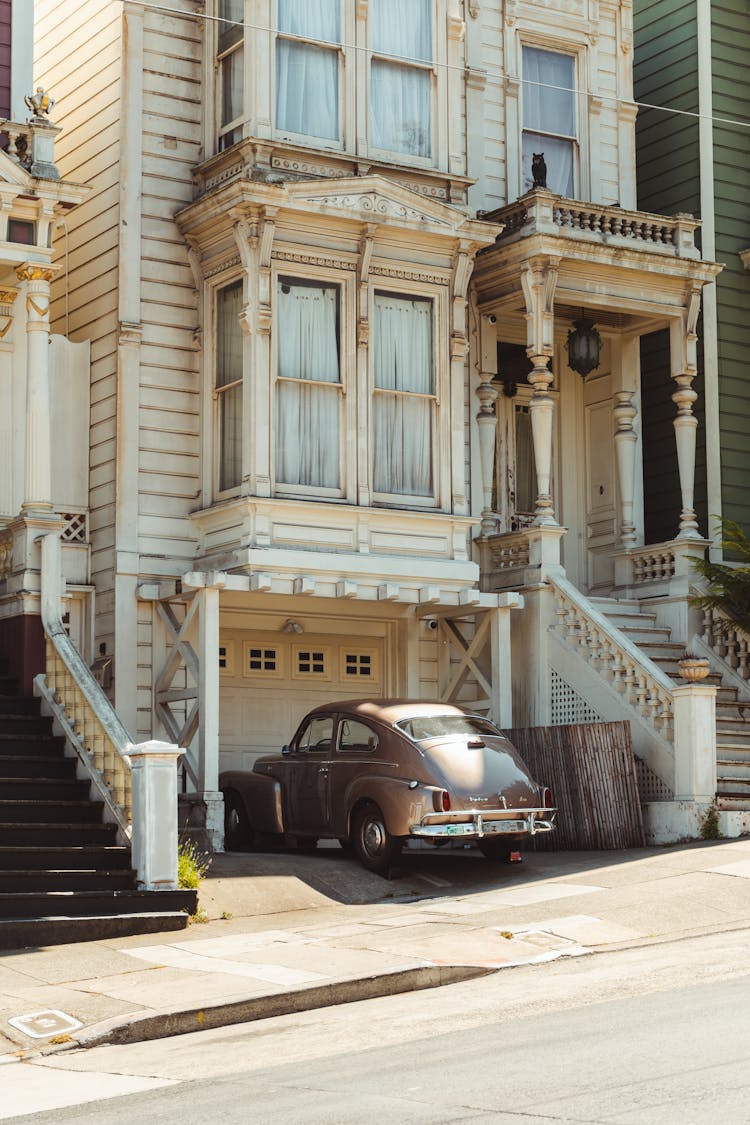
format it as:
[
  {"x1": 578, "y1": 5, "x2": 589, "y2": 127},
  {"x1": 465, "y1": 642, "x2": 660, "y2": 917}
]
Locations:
[
  {"x1": 0, "y1": 734, "x2": 66, "y2": 754},
  {"x1": 0, "y1": 888, "x2": 197, "y2": 920},
  {"x1": 0, "y1": 800, "x2": 104, "y2": 824},
  {"x1": 0, "y1": 823, "x2": 119, "y2": 847},
  {"x1": 0, "y1": 911, "x2": 190, "y2": 950},
  {"x1": 609, "y1": 626, "x2": 672, "y2": 643},
  {"x1": 635, "y1": 642, "x2": 688, "y2": 659},
  {"x1": 0, "y1": 778, "x2": 90, "y2": 801},
  {"x1": 0, "y1": 716, "x2": 53, "y2": 736},
  {"x1": 0, "y1": 869, "x2": 137, "y2": 893},
  {"x1": 590, "y1": 598, "x2": 651, "y2": 617},
  {"x1": 0, "y1": 697, "x2": 40, "y2": 716},
  {"x1": 0, "y1": 673, "x2": 19, "y2": 695},
  {"x1": 0, "y1": 846, "x2": 132, "y2": 870},
  {"x1": 0, "y1": 755, "x2": 77, "y2": 779}
]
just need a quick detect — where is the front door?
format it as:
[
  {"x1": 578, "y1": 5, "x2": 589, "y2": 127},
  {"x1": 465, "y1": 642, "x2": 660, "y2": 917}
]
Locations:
[
  {"x1": 285, "y1": 713, "x2": 335, "y2": 834},
  {"x1": 583, "y1": 351, "x2": 618, "y2": 591}
]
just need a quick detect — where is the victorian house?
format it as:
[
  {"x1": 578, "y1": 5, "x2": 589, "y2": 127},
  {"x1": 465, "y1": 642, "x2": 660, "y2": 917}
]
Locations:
[{"x1": 20, "y1": 0, "x2": 743, "y2": 850}]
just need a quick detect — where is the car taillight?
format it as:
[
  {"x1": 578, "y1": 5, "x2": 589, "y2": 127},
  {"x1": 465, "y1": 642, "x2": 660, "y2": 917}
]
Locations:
[
  {"x1": 441, "y1": 790, "x2": 452, "y2": 812},
  {"x1": 542, "y1": 786, "x2": 554, "y2": 809}
]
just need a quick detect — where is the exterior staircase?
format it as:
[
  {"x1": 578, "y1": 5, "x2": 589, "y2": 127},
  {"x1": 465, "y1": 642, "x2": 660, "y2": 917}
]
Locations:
[
  {"x1": 592, "y1": 597, "x2": 750, "y2": 810},
  {"x1": 0, "y1": 658, "x2": 196, "y2": 949}
]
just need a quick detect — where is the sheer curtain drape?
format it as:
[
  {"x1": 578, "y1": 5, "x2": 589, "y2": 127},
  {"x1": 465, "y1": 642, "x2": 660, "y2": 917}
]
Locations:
[
  {"x1": 276, "y1": 0, "x2": 340, "y2": 141},
  {"x1": 522, "y1": 47, "x2": 575, "y2": 195},
  {"x1": 276, "y1": 282, "x2": 341, "y2": 490},
  {"x1": 216, "y1": 282, "x2": 243, "y2": 492},
  {"x1": 373, "y1": 294, "x2": 434, "y2": 497},
  {"x1": 370, "y1": 0, "x2": 432, "y2": 157}
]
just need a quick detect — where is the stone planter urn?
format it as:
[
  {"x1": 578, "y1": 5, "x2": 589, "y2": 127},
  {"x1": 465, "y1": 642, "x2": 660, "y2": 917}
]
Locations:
[{"x1": 678, "y1": 656, "x2": 711, "y2": 682}]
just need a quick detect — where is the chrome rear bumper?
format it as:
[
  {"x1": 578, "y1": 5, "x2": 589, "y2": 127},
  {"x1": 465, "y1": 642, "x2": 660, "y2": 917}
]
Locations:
[{"x1": 409, "y1": 809, "x2": 556, "y2": 841}]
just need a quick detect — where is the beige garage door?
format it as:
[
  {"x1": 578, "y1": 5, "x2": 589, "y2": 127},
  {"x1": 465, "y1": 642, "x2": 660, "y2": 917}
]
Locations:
[{"x1": 219, "y1": 629, "x2": 385, "y2": 771}]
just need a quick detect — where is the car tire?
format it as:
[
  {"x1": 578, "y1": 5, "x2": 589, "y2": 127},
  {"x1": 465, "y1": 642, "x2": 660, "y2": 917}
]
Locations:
[
  {"x1": 352, "y1": 802, "x2": 401, "y2": 877},
  {"x1": 478, "y1": 839, "x2": 516, "y2": 863},
  {"x1": 223, "y1": 790, "x2": 253, "y2": 851}
]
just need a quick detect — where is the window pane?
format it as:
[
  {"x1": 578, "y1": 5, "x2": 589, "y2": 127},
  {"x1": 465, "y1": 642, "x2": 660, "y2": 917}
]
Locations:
[
  {"x1": 373, "y1": 294, "x2": 433, "y2": 497},
  {"x1": 218, "y1": 0, "x2": 243, "y2": 53},
  {"x1": 297, "y1": 716, "x2": 334, "y2": 750},
  {"x1": 373, "y1": 0, "x2": 431, "y2": 61},
  {"x1": 221, "y1": 48, "x2": 244, "y2": 127},
  {"x1": 216, "y1": 282, "x2": 243, "y2": 388},
  {"x1": 522, "y1": 131, "x2": 574, "y2": 195},
  {"x1": 522, "y1": 47, "x2": 575, "y2": 137},
  {"x1": 278, "y1": 0, "x2": 340, "y2": 44},
  {"x1": 339, "y1": 720, "x2": 378, "y2": 752},
  {"x1": 276, "y1": 281, "x2": 341, "y2": 489},
  {"x1": 276, "y1": 40, "x2": 339, "y2": 140},
  {"x1": 219, "y1": 382, "x2": 242, "y2": 491},
  {"x1": 370, "y1": 59, "x2": 431, "y2": 157}
]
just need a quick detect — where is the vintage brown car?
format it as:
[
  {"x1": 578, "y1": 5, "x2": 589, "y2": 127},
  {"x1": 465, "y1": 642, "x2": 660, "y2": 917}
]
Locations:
[{"x1": 220, "y1": 699, "x2": 556, "y2": 875}]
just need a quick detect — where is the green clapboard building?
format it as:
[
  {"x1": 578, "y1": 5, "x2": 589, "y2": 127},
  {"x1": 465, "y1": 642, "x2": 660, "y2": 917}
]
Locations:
[{"x1": 634, "y1": 0, "x2": 750, "y2": 552}]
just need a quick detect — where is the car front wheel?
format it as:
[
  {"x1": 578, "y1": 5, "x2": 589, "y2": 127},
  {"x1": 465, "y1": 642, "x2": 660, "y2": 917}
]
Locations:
[{"x1": 351, "y1": 802, "x2": 401, "y2": 876}]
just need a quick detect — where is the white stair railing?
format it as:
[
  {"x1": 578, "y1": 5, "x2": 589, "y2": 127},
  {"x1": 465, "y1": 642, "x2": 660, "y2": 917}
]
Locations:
[
  {"x1": 700, "y1": 606, "x2": 750, "y2": 687},
  {"x1": 36, "y1": 532, "x2": 184, "y2": 889}
]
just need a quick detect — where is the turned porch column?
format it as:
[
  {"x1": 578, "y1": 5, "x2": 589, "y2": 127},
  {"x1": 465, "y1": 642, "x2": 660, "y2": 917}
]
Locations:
[
  {"x1": 521, "y1": 256, "x2": 560, "y2": 526},
  {"x1": 476, "y1": 313, "x2": 499, "y2": 535},
  {"x1": 17, "y1": 264, "x2": 57, "y2": 514},
  {"x1": 670, "y1": 288, "x2": 703, "y2": 540}
]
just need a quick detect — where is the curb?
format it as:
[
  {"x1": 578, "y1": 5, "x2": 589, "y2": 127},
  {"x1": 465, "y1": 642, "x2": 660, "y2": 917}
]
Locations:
[{"x1": 59, "y1": 964, "x2": 493, "y2": 1050}]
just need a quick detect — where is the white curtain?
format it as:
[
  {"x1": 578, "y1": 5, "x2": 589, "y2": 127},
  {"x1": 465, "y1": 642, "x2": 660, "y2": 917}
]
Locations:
[
  {"x1": 276, "y1": 0, "x2": 340, "y2": 140},
  {"x1": 216, "y1": 282, "x2": 243, "y2": 491},
  {"x1": 370, "y1": 0, "x2": 431, "y2": 157},
  {"x1": 373, "y1": 294, "x2": 433, "y2": 497},
  {"x1": 276, "y1": 282, "x2": 341, "y2": 490},
  {"x1": 220, "y1": 47, "x2": 243, "y2": 127},
  {"x1": 522, "y1": 47, "x2": 575, "y2": 195}
]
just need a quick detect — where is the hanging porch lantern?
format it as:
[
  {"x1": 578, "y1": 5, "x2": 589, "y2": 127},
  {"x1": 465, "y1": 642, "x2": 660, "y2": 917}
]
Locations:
[{"x1": 566, "y1": 313, "x2": 602, "y2": 378}]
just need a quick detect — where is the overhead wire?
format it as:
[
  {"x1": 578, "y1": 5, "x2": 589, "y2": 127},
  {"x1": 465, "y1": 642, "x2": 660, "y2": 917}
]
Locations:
[{"x1": 115, "y1": 0, "x2": 750, "y2": 133}]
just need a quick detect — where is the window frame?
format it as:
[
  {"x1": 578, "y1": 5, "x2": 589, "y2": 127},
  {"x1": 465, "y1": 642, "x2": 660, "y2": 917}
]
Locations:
[
  {"x1": 272, "y1": 0, "x2": 347, "y2": 151},
  {"x1": 213, "y1": 277, "x2": 245, "y2": 498},
  {"x1": 337, "y1": 718, "x2": 380, "y2": 755},
  {"x1": 520, "y1": 43, "x2": 578, "y2": 198},
  {"x1": 369, "y1": 280, "x2": 447, "y2": 510},
  {"x1": 216, "y1": 0, "x2": 245, "y2": 150}
]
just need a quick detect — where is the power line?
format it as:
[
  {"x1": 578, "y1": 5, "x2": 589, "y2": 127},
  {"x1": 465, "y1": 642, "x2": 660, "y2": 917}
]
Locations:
[{"x1": 117, "y1": 0, "x2": 750, "y2": 133}]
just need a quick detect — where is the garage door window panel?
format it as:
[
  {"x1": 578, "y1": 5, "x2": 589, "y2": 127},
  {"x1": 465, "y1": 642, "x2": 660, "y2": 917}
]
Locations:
[
  {"x1": 242, "y1": 642, "x2": 284, "y2": 678},
  {"x1": 373, "y1": 292, "x2": 435, "y2": 500},
  {"x1": 293, "y1": 646, "x2": 331, "y2": 680},
  {"x1": 276, "y1": 278, "x2": 343, "y2": 494},
  {"x1": 341, "y1": 649, "x2": 379, "y2": 683}
]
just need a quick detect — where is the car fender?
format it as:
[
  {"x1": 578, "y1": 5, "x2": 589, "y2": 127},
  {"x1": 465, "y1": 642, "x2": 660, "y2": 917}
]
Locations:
[
  {"x1": 220, "y1": 770, "x2": 284, "y2": 834},
  {"x1": 344, "y1": 775, "x2": 436, "y2": 838}
]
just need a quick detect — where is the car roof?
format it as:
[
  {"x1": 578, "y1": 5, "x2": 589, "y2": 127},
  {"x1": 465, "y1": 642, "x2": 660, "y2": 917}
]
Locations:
[{"x1": 303, "y1": 699, "x2": 478, "y2": 725}]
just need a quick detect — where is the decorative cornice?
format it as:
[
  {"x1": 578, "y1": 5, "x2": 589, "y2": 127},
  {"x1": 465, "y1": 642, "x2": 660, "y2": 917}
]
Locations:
[
  {"x1": 272, "y1": 249, "x2": 357, "y2": 272},
  {"x1": 370, "y1": 265, "x2": 450, "y2": 286},
  {"x1": 307, "y1": 190, "x2": 451, "y2": 226},
  {"x1": 204, "y1": 254, "x2": 242, "y2": 279}
]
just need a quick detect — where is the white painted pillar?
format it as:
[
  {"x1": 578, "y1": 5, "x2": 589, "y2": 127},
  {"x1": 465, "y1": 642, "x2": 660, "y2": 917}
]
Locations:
[
  {"x1": 613, "y1": 390, "x2": 638, "y2": 548},
  {"x1": 17, "y1": 264, "x2": 56, "y2": 514},
  {"x1": 528, "y1": 355, "x2": 556, "y2": 526},
  {"x1": 489, "y1": 606, "x2": 513, "y2": 728},
  {"x1": 198, "y1": 583, "x2": 224, "y2": 851},
  {"x1": 672, "y1": 683, "x2": 717, "y2": 802},
  {"x1": 670, "y1": 298, "x2": 702, "y2": 540},
  {"x1": 129, "y1": 740, "x2": 184, "y2": 890}
]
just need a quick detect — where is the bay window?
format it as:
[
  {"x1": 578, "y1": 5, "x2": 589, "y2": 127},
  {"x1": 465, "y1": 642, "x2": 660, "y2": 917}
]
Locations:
[
  {"x1": 275, "y1": 278, "x2": 342, "y2": 491},
  {"x1": 217, "y1": 0, "x2": 244, "y2": 150},
  {"x1": 372, "y1": 293, "x2": 435, "y2": 498},
  {"x1": 276, "y1": 0, "x2": 341, "y2": 143},
  {"x1": 522, "y1": 46, "x2": 576, "y2": 197},
  {"x1": 215, "y1": 281, "x2": 244, "y2": 492},
  {"x1": 370, "y1": 0, "x2": 433, "y2": 159}
]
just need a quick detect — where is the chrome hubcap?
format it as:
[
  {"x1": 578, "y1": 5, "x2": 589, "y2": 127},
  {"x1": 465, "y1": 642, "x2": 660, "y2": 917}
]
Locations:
[{"x1": 363, "y1": 818, "x2": 385, "y2": 855}]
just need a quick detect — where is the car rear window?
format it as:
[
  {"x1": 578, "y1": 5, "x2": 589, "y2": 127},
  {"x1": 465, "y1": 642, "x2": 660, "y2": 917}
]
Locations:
[{"x1": 395, "y1": 715, "x2": 501, "y2": 741}]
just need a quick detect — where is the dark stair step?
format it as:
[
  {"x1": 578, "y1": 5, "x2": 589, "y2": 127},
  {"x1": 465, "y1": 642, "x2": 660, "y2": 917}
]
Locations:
[
  {"x1": 0, "y1": 869, "x2": 137, "y2": 892},
  {"x1": 0, "y1": 777, "x2": 91, "y2": 801},
  {"x1": 0, "y1": 846, "x2": 132, "y2": 870},
  {"x1": 0, "y1": 697, "x2": 40, "y2": 716},
  {"x1": 0, "y1": 716, "x2": 53, "y2": 736},
  {"x1": 0, "y1": 800, "x2": 105, "y2": 825},
  {"x1": 0, "y1": 823, "x2": 119, "y2": 847},
  {"x1": 0, "y1": 755, "x2": 78, "y2": 779},
  {"x1": 0, "y1": 734, "x2": 66, "y2": 754},
  {"x1": 0, "y1": 911, "x2": 190, "y2": 950},
  {"x1": 0, "y1": 888, "x2": 197, "y2": 919},
  {"x1": 0, "y1": 673, "x2": 19, "y2": 696}
]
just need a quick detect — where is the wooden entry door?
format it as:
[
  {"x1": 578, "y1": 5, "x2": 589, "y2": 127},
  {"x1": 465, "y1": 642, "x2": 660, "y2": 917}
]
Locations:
[{"x1": 583, "y1": 362, "x2": 618, "y2": 592}]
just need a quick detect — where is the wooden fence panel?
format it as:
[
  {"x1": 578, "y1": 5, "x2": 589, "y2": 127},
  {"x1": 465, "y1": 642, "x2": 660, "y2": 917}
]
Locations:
[{"x1": 503, "y1": 721, "x2": 645, "y2": 850}]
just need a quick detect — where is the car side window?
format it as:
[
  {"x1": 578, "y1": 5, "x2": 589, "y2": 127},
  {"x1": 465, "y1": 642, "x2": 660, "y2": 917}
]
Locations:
[
  {"x1": 338, "y1": 719, "x2": 378, "y2": 754},
  {"x1": 296, "y1": 716, "x2": 334, "y2": 753}
]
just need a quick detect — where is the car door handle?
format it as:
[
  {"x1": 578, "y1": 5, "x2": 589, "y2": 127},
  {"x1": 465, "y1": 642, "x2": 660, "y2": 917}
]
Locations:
[{"x1": 318, "y1": 767, "x2": 329, "y2": 775}]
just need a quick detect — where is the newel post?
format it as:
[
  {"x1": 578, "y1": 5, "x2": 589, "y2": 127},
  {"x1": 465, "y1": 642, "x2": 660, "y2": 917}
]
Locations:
[
  {"x1": 672, "y1": 683, "x2": 717, "y2": 803},
  {"x1": 128, "y1": 740, "x2": 184, "y2": 890}
]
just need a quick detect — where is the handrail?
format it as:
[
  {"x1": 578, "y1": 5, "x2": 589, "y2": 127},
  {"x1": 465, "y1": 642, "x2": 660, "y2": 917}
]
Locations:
[
  {"x1": 39, "y1": 534, "x2": 133, "y2": 832},
  {"x1": 549, "y1": 573, "x2": 675, "y2": 737}
]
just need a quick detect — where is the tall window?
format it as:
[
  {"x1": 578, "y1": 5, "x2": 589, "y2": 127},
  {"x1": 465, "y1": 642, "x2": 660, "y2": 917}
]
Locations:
[
  {"x1": 514, "y1": 403, "x2": 537, "y2": 519},
  {"x1": 370, "y1": 0, "x2": 432, "y2": 158},
  {"x1": 373, "y1": 293, "x2": 434, "y2": 497},
  {"x1": 276, "y1": 0, "x2": 341, "y2": 142},
  {"x1": 215, "y1": 281, "x2": 243, "y2": 491},
  {"x1": 522, "y1": 46, "x2": 576, "y2": 196},
  {"x1": 217, "y1": 0, "x2": 244, "y2": 149},
  {"x1": 276, "y1": 279, "x2": 342, "y2": 490}
]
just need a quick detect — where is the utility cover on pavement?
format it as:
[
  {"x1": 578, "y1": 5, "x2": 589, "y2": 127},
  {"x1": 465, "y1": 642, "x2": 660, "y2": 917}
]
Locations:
[{"x1": 8, "y1": 1010, "x2": 83, "y2": 1039}]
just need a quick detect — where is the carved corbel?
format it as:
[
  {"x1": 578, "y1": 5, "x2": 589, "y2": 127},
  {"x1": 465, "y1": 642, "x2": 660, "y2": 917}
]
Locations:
[
  {"x1": 520, "y1": 255, "x2": 559, "y2": 360},
  {"x1": 232, "y1": 215, "x2": 258, "y2": 273},
  {"x1": 468, "y1": 0, "x2": 480, "y2": 17},
  {"x1": 447, "y1": 14, "x2": 466, "y2": 42},
  {"x1": 504, "y1": 0, "x2": 517, "y2": 26},
  {"x1": 0, "y1": 288, "x2": 18, "y2": 339}
]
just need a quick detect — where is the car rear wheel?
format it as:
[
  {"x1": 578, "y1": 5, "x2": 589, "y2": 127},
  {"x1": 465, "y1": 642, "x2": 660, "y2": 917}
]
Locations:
[
  {"x1": 478, "y1": 839, "x2": 516, "y2": 863},
  {"x1": 352, "y1": 802, "x2": 401, "y2": 876},
  {"x1": 223, "y1": 790, "x2": 253, "y2": 851}
]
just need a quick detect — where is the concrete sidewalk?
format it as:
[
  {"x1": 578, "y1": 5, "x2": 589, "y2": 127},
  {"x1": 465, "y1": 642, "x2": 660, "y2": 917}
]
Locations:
[{"x1": 3, "y1": 836, "x2": 750, "y2": 1059}]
